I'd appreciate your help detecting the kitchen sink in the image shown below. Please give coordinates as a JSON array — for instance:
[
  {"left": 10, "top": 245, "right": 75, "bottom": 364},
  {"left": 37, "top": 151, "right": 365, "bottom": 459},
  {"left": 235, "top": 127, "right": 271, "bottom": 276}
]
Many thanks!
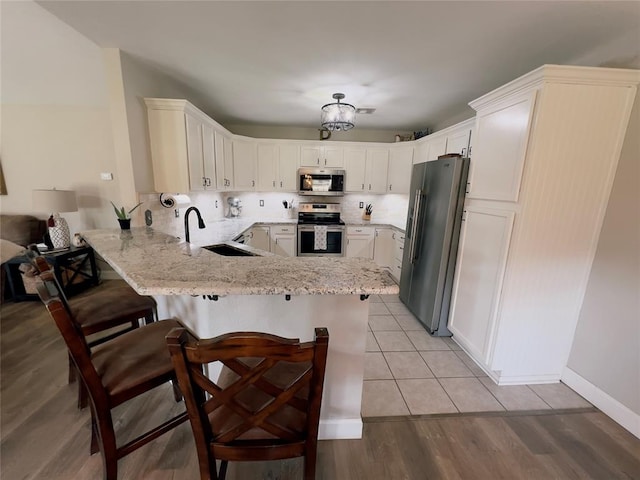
[{"left": 201, "top": 244, "right": 258, "bottom": 256}]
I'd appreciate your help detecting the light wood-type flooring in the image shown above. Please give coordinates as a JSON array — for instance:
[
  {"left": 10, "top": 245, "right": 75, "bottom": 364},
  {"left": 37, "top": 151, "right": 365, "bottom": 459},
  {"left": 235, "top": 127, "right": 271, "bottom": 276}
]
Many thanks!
[{"left": 2, "top": 281, "right": 639, "bottom": 479}]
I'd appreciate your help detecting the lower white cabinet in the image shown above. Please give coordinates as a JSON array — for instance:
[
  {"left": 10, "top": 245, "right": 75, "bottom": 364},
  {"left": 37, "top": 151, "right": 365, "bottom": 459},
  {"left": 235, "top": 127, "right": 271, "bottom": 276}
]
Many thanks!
[
  {"left": 345, "top": 226, "right": 375, "bottom": 259},
  {"left": 245, "top": 225, "right": 270, "bottom": 252},
  {"left": 392, "top": 231, "right": 405, "bottom": 282},
  {"left": 373, "top": 228, "right": 394, "bottom": 269},
  {"left": 448, "top": 206, "right": 514, "bottom": 365},
  {"left": 270, "top": 224, "right": 296, "bottom": 257}
]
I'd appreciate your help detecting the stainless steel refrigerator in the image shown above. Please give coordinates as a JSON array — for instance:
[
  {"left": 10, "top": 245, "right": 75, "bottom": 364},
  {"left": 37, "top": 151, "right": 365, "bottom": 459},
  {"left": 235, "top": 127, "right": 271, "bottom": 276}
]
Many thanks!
[{"left": 399, "top": 155, "right": 470, "bottom": 336}]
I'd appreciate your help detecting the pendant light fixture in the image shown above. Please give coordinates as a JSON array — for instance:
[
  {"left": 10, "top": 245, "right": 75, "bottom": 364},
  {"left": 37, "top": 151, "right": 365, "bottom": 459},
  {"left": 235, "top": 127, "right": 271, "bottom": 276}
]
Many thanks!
[{"left": 321, "top": 93, "right": 356, "bottom": 131}]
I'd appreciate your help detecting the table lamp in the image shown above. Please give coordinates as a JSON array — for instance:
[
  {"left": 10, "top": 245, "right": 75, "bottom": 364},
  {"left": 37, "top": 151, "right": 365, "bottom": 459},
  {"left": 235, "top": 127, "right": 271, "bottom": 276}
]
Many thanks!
[{"left": 32, "top": 189, "right": 78, "bottom": 249}]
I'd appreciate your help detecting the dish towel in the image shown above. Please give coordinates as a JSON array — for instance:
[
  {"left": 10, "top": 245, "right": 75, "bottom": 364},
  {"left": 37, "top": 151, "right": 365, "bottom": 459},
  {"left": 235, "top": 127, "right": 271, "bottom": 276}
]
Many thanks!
[{"left": 314, "top": 225, "right": 328, "bottom": 251}]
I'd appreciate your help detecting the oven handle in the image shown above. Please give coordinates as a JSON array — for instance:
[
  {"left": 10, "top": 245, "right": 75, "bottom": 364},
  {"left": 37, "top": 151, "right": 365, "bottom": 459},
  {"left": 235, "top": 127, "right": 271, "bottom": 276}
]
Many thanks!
[{"left": 408, "top": 189, "right": 423, "bottom": 264}]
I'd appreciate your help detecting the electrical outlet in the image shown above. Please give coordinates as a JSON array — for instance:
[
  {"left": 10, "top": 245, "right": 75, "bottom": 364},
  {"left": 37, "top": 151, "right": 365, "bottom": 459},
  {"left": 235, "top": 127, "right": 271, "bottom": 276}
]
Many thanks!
[
  {"left": 259, "top": 200, "right": 264, "bottom": 207},
  {"left": 100, "top": 172, "right": 113, "bottom": 181},
  {"left": 359, "top": 202, "right": 364, "bottom": 209}
]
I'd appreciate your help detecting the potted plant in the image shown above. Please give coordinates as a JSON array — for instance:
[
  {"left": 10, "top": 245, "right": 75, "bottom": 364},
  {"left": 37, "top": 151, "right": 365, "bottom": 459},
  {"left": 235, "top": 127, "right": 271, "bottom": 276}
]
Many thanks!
[{"left": 111, "top": 201, "right": 143, "bottom": 230}]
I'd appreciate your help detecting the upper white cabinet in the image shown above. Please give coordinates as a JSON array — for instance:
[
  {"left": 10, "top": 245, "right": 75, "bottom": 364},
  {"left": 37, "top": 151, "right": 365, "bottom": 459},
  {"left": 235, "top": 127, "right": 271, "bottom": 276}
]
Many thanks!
[
  {"left": 344, "top": 147, "right": 366, "bottom": 192},
  {"left": 257, "top": 143, "right": 278, "bottom": 191},
  {"left": 214, "top": 130, "right": 234, "bottom": 190},
  {"left": 445, "top": 122, "right": 473, "bottom": 158},
  {"left": 466, "top": 92, "right": 536, "bottom": 202},
  {"left": 277, "top": 144, "right": 299, "bottom": 191},
  {"left": 233, "top": 138, "right": 257, "bottom": 190},
  {"left": 427, "top": 134, "right": 447, "bottom": 161},
  {"left": 448, "top": 65, "right": 639, "bottom": 385},
  {"left": 344, "top": 147, "right": 388, "bottom": 193},
  {"left": 257, "top": 142, "right": 300, "bottom": 192},
  {"left": 365, "top": 148, "right": 389, "bottom": 193},
  {"left": 387, "top": 146, "right": 413, "bottom": 193},
  {"left": 301, "top": 144, "right": 344, "bottom": 167},
  {"left": 145, "top": 98, "right": 218, "bottom": 193}
]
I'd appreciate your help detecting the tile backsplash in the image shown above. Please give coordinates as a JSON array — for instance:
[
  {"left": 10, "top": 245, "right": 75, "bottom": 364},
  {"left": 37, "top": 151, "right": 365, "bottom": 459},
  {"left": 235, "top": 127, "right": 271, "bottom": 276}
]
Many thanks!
[{"left": 138, "top": 191, "right": 409, "bottom": 239}]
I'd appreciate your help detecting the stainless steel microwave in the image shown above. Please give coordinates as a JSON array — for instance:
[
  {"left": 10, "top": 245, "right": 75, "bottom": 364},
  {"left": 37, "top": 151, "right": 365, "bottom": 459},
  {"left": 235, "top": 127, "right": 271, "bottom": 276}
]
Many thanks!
[{"left": 298, "top": 168, "right": 345, "bottom": 196}]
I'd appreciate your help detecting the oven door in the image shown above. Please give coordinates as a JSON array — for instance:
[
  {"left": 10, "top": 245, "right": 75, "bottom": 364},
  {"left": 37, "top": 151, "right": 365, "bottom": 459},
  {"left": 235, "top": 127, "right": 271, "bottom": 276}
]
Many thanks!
[{"left": 297, "top": 225, "right": 345, "bottom": 256}]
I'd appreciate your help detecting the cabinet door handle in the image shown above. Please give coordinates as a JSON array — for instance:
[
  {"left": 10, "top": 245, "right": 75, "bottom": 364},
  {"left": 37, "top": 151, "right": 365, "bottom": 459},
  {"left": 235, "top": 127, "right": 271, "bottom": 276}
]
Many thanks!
[
  {"left": 252, "top": 180, "right": 255, "bottom": 187},
  {"left": 206, "top": 178, "right": 211, "bottom": 186},
  {"left": 273, "top": 180, "right": 276, "bottom": 187},
  {"left": 275, "top": 238, "right": 278, "bottom": 245},
  {"left": 368, "top": 184, "right": 371, "bottom": 190},
  {"left": 389, "top": 184, "right": 392, "bottom": 191},
  {"left": 280, "top": 181, "right": 283, "bottom": 188},
  {"left": 316, "top": 158, "right": 320, "bottom": 165},
  {"left": 202, "top": 177, "right": 207, "bottom": 186}
]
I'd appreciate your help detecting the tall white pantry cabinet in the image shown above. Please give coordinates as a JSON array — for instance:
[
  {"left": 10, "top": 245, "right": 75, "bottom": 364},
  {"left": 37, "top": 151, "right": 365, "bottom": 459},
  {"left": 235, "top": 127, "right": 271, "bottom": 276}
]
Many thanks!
[{"left": 447, "top": 65, "right": 639, "bottom": 385}]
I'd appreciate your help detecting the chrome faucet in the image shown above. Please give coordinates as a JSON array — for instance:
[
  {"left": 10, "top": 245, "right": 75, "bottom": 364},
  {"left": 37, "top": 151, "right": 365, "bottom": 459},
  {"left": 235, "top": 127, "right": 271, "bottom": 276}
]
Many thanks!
[{"left": 184, "top": 206, "right": 205, "bottom": 243}]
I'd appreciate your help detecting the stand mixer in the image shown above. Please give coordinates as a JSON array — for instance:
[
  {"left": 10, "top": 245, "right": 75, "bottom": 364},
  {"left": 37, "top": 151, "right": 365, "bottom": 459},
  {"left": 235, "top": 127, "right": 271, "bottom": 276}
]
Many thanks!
[{"left": 226, "top": 197, "right": 242, "bottom": 218}]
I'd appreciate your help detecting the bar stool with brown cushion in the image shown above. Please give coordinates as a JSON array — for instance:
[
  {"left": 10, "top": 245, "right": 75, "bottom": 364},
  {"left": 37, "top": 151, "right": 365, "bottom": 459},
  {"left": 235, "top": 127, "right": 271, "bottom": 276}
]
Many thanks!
[
  {"left": 166, "top": 326, "right": 329, "bottom": 480},
  {"left": 31, "top": 255, "right": 157, "bottom": 407},
  {"left": 35, "top": 270, "right": 190, "bottom": 480}
]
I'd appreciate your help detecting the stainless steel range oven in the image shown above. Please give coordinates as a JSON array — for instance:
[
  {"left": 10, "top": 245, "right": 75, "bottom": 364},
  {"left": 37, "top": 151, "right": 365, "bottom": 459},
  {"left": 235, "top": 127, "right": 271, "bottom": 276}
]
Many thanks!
[{"left": 297, "top": 203, "right": 345, "bottom": 257}]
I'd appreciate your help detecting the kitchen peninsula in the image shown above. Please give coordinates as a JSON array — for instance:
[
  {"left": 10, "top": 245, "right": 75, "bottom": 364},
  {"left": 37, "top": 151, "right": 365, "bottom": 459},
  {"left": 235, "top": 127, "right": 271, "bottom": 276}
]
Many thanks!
[{"left": 81, "top": 226, "right": 398, "bottom": 440}]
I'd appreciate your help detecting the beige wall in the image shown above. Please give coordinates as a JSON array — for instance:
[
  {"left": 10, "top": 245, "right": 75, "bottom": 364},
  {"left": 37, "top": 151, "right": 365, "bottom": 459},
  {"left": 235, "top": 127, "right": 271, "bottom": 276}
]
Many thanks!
[
  {"left": 567, "top": 92, "right": 640, "bottom": 414},
  {"left": 115, "top": 51, "right": 213, "bottom": 194},
  {"left": 0, "top": 1, "right": 120, "bottom": 233}
]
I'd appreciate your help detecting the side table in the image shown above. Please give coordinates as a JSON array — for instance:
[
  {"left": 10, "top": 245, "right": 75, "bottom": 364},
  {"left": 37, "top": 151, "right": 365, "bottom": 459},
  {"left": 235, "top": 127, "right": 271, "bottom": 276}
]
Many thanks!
[{"left": 4, "top": 246, "right": 99, "bottom": 302}]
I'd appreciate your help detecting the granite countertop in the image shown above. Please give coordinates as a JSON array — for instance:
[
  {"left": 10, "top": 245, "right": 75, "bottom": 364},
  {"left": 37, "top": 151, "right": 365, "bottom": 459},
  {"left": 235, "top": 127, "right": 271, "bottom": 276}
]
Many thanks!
[{"left": 81, "top": 227, "right": 398, "bottom": 297}]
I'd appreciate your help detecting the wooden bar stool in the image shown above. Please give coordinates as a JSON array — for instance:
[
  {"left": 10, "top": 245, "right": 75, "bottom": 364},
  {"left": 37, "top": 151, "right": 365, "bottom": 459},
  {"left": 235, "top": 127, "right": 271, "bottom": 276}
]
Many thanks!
[
  {"left": 166, "top": 327, "right": 329, "bottom": 480},
  {"left": 35, "top": 270, "right": 190, "bottom": 480},
  {"left": 31, "top": 255, "right": 157, "bottom": 408}
]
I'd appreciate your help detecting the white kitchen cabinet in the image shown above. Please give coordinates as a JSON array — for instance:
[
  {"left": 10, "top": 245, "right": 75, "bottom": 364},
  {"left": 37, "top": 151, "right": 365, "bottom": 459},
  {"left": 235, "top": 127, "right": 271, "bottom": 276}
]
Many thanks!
[
  {"left": 344, "top": 147, "right": 388, "bottom": 193},
  {"left": 344, "top": 147, "right": 367, "bottom": 192},
  {"left": 245, "top": 225, "right": 270, "bottom": 252},
  {"left": 233, "top": 138, "right": 257, "bottom": 190},
  {"left": 413, "top": 140, "right": 429, "bottom": 164},
  {"left": 214, "top": 131, "right": 234, "bottom": 190},
  {"left": 448, "top": 65, "right": 639, "bottom": 385},
  {"left": 466, "top": 91, "right": 536, "bottom": 202},
  {"left": 427, "top": 134, "right": 447, "bottom": 161},
  {"left": 257, "top": 143, "right": 278, "bottom": 191},
  {"left": 301, "top": 144, "right": 344, "bottom": 168},
  {"left": 145, "top": 98, "right": 219, "bottom": 193},
  {"left": 373, "top": 227, "right": 394, "bottom": 269},
  {"left": 445, "top": 123, "right": 473, "bottom": 158},
  {"left": 270, "top": 224, "right": 297, "bottom": 257},
  {"left": 257, "top": 143, "right": 299, "bottom": 192},
  {"left": 387, "top": 146, "right": 413, "bottom": 193},
  {"left": 392, "top": 231, "right": 405, "bottom": 282},
  {"left": 200, "top": 123, "right": 217, "bottom": 189},
  {"left": 448, "top": 207, "right": 514, "bottom": 364},
  {"left": 345, "top": 226, "right": 375, "bottom": 259},
  {"left": 278, "top": 144, "right": 299, "bottom": 191},
  {"left": 365, "top": 148, "right": 389, "bottom": 193}
]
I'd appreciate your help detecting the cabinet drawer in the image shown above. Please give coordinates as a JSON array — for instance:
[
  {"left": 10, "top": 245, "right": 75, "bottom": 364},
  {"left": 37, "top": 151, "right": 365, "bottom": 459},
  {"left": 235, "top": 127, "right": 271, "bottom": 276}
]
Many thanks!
[
  {"left": 346, "top": 226, "right": 374, "bottom": 236},
  {"left": 270, "top": 225, "right": 296, "bottom": 235}
]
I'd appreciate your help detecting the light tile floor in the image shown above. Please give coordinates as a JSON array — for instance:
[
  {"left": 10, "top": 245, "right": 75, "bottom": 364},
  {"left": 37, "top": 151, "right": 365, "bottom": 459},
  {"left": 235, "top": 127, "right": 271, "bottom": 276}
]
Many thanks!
[{"left": 362, "top": 294, "right": 593, "bottom": 417}]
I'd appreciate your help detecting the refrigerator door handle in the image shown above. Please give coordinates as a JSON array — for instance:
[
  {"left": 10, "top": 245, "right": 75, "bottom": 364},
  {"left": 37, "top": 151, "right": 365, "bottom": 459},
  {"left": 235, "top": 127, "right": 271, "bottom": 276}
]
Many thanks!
[{"left": 408, "top": 189, "right": 423, "bottom": 263}]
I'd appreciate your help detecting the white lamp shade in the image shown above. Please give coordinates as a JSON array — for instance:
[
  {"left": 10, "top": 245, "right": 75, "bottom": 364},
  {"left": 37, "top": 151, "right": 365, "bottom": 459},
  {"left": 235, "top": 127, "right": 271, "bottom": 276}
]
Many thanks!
[{"left": 33, "top": 189, "right": 78, "bottom": 213}]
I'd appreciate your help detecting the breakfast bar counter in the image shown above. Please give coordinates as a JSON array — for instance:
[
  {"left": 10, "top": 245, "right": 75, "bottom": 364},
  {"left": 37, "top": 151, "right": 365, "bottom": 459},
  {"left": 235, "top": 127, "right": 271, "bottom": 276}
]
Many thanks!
[{"left": 81, "top": 227, "right": 399, "bottom": 440}]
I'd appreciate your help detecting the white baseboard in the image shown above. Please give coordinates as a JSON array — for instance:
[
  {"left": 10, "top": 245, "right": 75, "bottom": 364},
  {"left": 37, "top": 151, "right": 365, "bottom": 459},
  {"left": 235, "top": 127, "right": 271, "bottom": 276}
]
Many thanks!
[
  {"left": 319, "top": 418, "right": 363, "bottom": 440},
  {"left": 562, "top": 367, "right": 640, "bottom": 439}
]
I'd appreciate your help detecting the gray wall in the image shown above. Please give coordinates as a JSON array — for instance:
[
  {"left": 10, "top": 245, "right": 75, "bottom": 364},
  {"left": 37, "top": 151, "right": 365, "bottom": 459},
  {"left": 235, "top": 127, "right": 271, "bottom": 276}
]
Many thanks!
[{"left": 567, "top": 92, "right": 640, "bottom": 414}]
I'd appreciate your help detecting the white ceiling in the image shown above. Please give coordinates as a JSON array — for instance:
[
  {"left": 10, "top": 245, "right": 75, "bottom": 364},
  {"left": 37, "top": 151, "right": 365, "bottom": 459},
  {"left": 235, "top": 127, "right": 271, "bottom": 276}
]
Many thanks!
[{"left": 37, "top": 1, "right": 640, "bottom": 132}]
